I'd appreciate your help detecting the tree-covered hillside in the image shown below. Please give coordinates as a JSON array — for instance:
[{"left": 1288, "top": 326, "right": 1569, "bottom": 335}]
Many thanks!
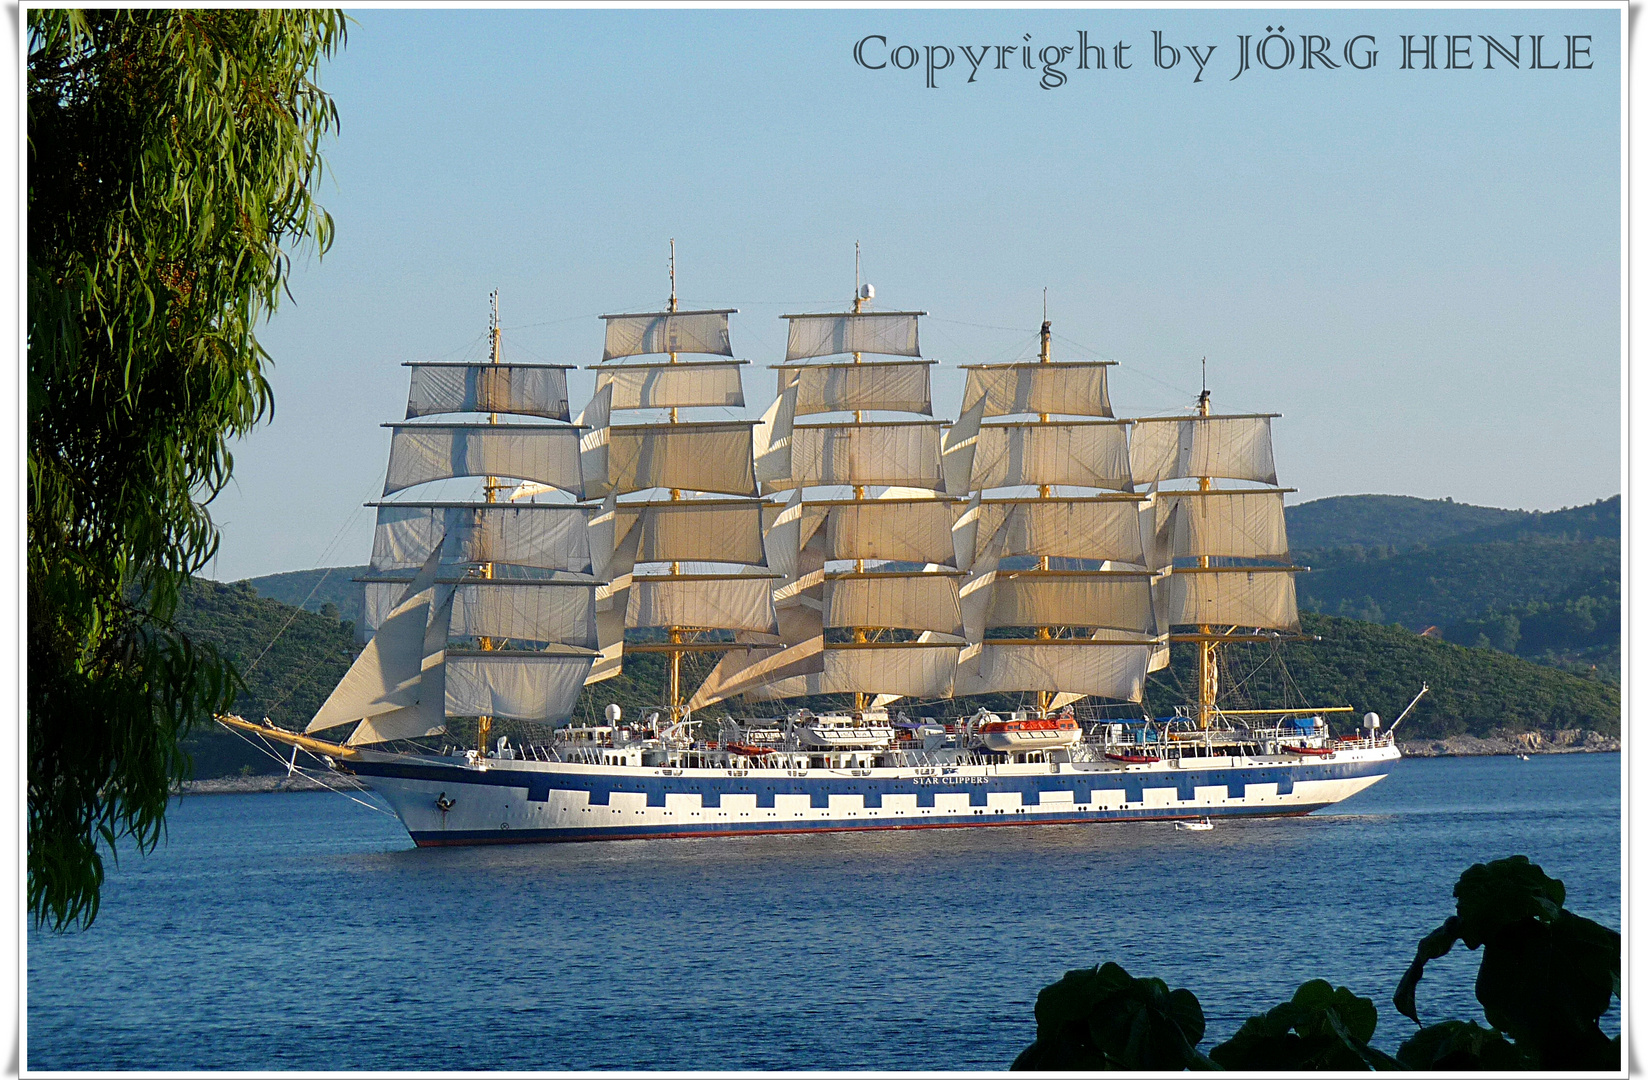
[
  {"left": 1293, "top": 497, "right": 1619, "bottom": 678},
  {"left": 245, "top": 565, "right": 367, "bottom": 624},
  {"left": 171, "top": 578, "right": 358, "bottom": 777},
  {"left": 1284, "top": 495, "right": 1530, "bottom": 551},
  {"left": 1142, "top": 613, "right": 1618, "bottom": 741}
]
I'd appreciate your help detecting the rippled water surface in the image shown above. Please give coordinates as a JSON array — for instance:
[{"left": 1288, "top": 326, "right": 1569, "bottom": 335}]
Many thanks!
[{"left": 28, "top": 752, "right": 1620, "bottom": 1071}]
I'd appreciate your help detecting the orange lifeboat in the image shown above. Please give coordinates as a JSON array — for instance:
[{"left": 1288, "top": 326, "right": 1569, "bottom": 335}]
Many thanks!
[{"left": 979, "top": 711, "right": 1082, "bottom": 752}]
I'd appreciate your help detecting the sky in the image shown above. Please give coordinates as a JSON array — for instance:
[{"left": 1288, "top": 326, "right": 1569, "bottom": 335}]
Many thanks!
[{"left": 208, "top": 5, "right": 1623, "bottom": 582}]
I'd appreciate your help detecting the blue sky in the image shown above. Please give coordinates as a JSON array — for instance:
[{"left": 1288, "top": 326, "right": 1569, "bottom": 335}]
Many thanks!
[{"left": 210, "top": 6, "right": 1622, "bottom": 581}]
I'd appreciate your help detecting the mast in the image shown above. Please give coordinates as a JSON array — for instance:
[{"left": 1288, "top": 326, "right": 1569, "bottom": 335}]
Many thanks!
[
  {"left": 1034, "top": 293, "right": 1052, "bottom": 714},
  {"left": 782, "top": 265, "right": 954, "bottom": 713},
  {"left": 942, "top": 305, "right": 1163, "bottom": 713},
  {"left": 852, "top": 244, "right": 866, "bottom": 712},
  {"left": 477, "top": 291, "right": 503, "bottom": 758},
  {"left": 1131, "top": 361, "right": 1303, "bottom": 728},
  {"left": 1196, "top": 376, "right": 1214, "bottom": 729},
  {"left": 314, "top": 294, "right": 599, "bottom": 751},
  {"left": 586, "top": 248, "right": 767, "bottom": 724},
  {"left": 688, "top": 261, "right": 960, "bottom": 711}
]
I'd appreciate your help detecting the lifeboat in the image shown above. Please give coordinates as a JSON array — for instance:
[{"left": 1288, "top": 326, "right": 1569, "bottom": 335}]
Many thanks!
[
  {"left": 724, "top": 742, "right": 775, "bottom": 757},
  {"left": 796, "top": 716, "right": 894, "bottom": 750},
  {"left": 1104, "top": 752, "right": 1161, "bottom": 764},
  {"left": 1282, "top": 743, "right": 1336, "bottom": 757},
  {"left": 979, "top": 713, "right": 1082, "bottom": 752}
]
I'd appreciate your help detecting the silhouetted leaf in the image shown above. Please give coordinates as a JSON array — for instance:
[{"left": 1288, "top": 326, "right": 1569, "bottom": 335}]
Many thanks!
[
  {"left": 1211, "top": 980, "right": 1393, "bottom": 1070},
  {"left": 1012, "top": 961, "right": 1214, "bottom": 1071},
  {"left": 1397, "top": 1020, "right": 1527, "bottom": 1070},
  {"left": 1394, "top": 915, "right": 1462, "bottom": 1024},
  {"left": 1453, "top": 856, "right": 1564, "bottom": 948}
]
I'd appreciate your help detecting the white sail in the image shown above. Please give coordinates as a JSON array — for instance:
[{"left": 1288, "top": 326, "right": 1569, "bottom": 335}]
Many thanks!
[
  {"left": 1155, "top": 490, "right": 1290, "bottom": 562},
  {"left": 586, "top": 605, "right": 627, "bottom": 687},
  {"left": 405, "top": 362, "right": 572, "bottom": 421},
  {"left": 968, "top": 422, "right": 1132, "bottom": 491},
  {"left": 626, "top": 574, "right": 780, "bottom": 634},
  {"left": 615, "top": 500, "right": 767, "bottom": 566},
  {"left": 783, "top": 312, "right": 921, "bottom": 360},
  {"left": 576, "top": 383, "right": 613, "bottom": 497},
  {"left": 598, "top": 423, "right": 758, "bottom": 498},
  {"left": 824, "top": 498, "right": 958, "bottom": 565},
  {"left": 783, "top": 361, "right": 933, "bottom": 416},
  {"left": 745, "top": 643, "right": 960, "bottom": 700},
  {"left": 983, "top": 572, "right": 1157, "bottom": 634},
  {"left": 775, "top": 422, "right": 945, "bottom": 491},
  {"left": 601, "top": 309, "right": 734, "bottom": 360},
  {"left": 1129, "top": 415, "right": 1279, "bottom": 485},
  {"left": 444, "top": 649, "right": 595, "bottom": 722},
  {"left": 449, "top": 581, "right": 599, "bottom": 649},
  {"left": 1166, "top": 569, "right": 1299, "bottom": 630},
  {"left": 974, "top": 499, "right": 1149, "bottom": 566},
  {"left": 345, "top": 586, "right": 454, "bottom": 746},
  {"left": 962, "top": 639, "right": 1160, "bottom": 701},
  {"left": 308, "top": 548, "right": 442, "bottom": 732},
  {"left": 823, "top": 573, "right": 965, "bottom": 637},
  {"left": 751, "top": 377, "right": 799, "bottom": 487},
  {"left": 960, "top": 362, "right": 1112, "bottom": 418},
  {"left": 383, "top": 423, "right": 584, "bottom": 497},
  {"left": 595, "top": 362, "right": 746, "bottom": 410},
  {"left": 942, "top": 399, "right": 986, "bottom": 497},
  {"left": 370, "top": 503, "right": 592, "bottom": 574},
  {"left": 360, "top": 581, "right": 416, "bottom": 637},
  {"left": 345, "top": 709, "right": 441, "bottom": 746},
  {"left": 952, "top": 492, "right": 983, "bottom": 573},
  {"left": 686, "top": 634, "right": 826, "bottom": 710}
]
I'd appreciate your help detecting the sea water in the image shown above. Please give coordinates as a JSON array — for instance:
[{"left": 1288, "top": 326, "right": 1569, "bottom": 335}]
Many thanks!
[{"left": 27, "top": 752, "right": 1621, "bottom": 1071}]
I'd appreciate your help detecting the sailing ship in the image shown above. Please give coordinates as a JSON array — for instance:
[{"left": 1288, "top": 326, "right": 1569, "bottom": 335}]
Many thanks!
[{"left": 219, "top": 258, "right": 1408, "bottom": 845}]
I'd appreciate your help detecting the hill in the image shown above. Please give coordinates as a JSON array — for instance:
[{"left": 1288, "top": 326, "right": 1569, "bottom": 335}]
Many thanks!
[
  {"left": 244, "top": 565, "right": 368, "bottom": 624},
  {"left": 170, "top": 578, "right": 358, "bottom": 778},
  {"left": 1292, "top": 497, "right": 1619, "bottom": 678},
  {"left": 1283, "top": 495, "right": 1530, "bottom": 552},
  {"left": 1438, "top": 495, "right": 1619, "bottom": 547}
]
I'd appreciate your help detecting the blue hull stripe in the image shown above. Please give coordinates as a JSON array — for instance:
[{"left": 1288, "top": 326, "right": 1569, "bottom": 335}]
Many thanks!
[
  {"left": 347, "top": 758, "right": 1382, "bottom": 805},
  {"left": 406, "top": 803, "right": 1333, "bottom": 846}
]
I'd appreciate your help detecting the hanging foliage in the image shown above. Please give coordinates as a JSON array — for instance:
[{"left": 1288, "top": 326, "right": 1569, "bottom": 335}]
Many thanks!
[{"left": 28, "top": 9, "right": 345, "bottom": 929}]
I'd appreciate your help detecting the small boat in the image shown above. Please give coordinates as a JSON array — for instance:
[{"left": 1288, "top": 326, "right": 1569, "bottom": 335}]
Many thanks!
[
  {"left": 1282, "top": 743, "right": 1336, "bottom": 757},
  {"left": 1519, "top": 754, "right": 1531, "bottom": 761},
  {"left": 1176, "top": 817, "right": 1214, "bottom": 831},
  {"left": 1105, "top": 752, "right": 1162, "bottom": 764}
]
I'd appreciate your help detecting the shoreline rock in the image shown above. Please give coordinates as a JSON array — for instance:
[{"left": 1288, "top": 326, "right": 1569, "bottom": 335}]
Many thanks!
[
  {"left": 176, "top": 773, "right": 367, "bottom": 795},
  {"left": 1398, "top": 729, "right": 1619, "bottom": 758}
]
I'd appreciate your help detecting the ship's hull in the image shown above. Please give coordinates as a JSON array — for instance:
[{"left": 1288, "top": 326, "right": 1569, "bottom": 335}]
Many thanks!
[{"left": 340, "top": 746, "right": 1401, "bottom": 847}]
